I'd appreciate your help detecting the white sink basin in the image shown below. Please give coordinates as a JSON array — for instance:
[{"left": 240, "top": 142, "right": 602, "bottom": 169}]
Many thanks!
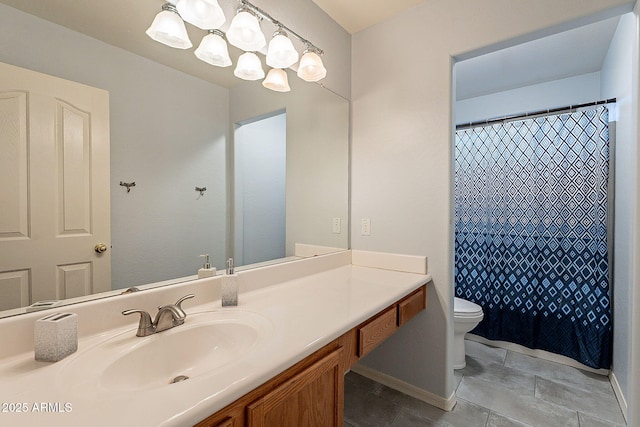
[{"left": 58, "top": 310, "right": 272, "bottom": 395}]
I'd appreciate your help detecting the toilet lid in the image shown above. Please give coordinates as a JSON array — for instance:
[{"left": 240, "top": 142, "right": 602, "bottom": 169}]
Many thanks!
[{"left": 454, "top": 297, "right": 483, "bottom": 317}]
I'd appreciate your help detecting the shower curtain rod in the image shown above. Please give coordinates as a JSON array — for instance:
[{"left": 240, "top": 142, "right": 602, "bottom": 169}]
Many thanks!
[{"left": 455, "top": 97, "right": 616, "bottom": 130}]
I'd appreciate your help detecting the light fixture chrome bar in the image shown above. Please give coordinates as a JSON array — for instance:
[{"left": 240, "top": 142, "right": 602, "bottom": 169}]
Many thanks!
[{"left": 238, "top": 0, "right": 324, "bottom": 55}]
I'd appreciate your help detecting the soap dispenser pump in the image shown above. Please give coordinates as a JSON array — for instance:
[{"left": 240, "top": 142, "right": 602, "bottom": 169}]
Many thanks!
[
  {"left": 198, "top": 254, "right": 216, "bottom": 278},
  {"left": 221, "top": 258, "right": 238, "bottom": 306}
]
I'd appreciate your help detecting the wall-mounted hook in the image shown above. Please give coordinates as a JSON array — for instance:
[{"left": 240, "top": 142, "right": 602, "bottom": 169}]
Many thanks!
[
  {"left": 120, "top": 181, "right": 136, "bottom": 193},
  {"left": 195, "top": 186, "right": 207, "bottom": 197}
]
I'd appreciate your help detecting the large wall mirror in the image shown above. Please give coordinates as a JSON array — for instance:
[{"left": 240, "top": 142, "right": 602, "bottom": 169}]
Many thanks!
[{"left": 0, "top": 0, "right": 349, "bottom": 318}]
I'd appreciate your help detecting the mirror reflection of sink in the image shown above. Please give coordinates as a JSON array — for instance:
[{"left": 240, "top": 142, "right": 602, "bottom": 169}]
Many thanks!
[{"left": 58, "top": 310, "right": 272, "bottom": 395}]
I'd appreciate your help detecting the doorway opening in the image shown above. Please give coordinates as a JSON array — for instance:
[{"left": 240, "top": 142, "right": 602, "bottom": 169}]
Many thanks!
[
  {"left": 454, "top": 14, "right": 633, "bottom": 374},
  {"left": 233, "top": 110, "right": 286, "bottom": 266}
]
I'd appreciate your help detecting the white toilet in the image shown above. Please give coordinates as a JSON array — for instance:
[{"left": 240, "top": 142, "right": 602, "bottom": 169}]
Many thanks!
[{"left": 454, "top": 297, "right": 484, "bottom": 369}]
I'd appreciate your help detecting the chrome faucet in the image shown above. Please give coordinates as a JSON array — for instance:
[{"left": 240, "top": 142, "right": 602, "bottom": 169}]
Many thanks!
[{"left": 122, "top": 294, "right": 195, "bottom": 337}]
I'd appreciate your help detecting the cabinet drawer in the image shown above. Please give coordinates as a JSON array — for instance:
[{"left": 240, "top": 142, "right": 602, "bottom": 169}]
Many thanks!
[
  {"left": 398, "top": 286, "right": 426, "bottom": 327},
  {"left": 357, "top": 307, "right": 397, "bottom": 357}
]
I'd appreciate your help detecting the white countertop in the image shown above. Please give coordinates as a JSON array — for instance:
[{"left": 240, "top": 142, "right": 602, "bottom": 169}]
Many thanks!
[{"left": 0, "top": 260, "right": 430, "bottom": 426}]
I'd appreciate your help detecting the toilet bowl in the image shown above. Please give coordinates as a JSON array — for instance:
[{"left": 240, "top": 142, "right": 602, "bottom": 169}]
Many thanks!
[{"left": 454, "top": 297, "right": 484, "bottom": 369}]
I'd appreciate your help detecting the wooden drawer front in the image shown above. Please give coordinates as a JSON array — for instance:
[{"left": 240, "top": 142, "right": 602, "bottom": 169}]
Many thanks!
[
  {"left": 398, "top": 286, "right": 426, "bottom": 327},
  {"left": 357, "top": 307, "right": 397, "bottom": 357}
]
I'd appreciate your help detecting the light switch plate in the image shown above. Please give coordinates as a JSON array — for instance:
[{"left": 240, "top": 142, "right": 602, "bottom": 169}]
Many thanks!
[
  {"left": 361, "top": 218, "right": 371, "bottom": 236},
  {"left": 332, "top": 217, "right": 341, "bottom": 234}
]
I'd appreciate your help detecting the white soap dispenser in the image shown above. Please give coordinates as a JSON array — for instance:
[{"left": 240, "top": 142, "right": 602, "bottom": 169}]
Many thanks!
[
  {"left": 198, "top": 254, "right": 216, "bottom": 278},
  {"left": 221, "top": 258, "right": 238, "bottom": 306}
]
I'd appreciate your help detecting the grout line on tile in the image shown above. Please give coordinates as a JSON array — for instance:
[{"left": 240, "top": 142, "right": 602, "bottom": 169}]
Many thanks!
[
  {"left": 578, "top": 411, "right": 627, "bottom": 427},
  {"left": 484, "top": 411, "right": 491, "bottom": 427},
  {"left": 489, "top": 409, "right": 536, "bottom": 427},
  {"left": 391, "top": 407, "right": 407, "bottom": 427}
]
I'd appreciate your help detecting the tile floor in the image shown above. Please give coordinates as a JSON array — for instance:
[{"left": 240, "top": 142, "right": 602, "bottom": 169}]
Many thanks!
[{"left": 344, "top": 340, "right": 626, "bottom": 426}]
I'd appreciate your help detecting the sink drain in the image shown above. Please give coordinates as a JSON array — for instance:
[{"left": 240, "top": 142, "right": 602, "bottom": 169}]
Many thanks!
[{"left": 170, "top": 375, "right": 189, "bottom": 384}]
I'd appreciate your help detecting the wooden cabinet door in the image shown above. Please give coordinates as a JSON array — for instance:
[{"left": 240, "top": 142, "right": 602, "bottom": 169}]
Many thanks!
[{"left": 247, "top": 349, "right": 343, "bottom": 427}]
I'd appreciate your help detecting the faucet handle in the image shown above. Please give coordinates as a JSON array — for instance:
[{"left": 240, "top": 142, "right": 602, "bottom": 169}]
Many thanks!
[
  {"left": 122, "top": 309, "right": 155, "bottom": 337},
  {"left": 173, "top": 294, "right": 195, "bottom": 321},
  {"left": 175, "top": 294, "right": 195, "bottom": 310}
]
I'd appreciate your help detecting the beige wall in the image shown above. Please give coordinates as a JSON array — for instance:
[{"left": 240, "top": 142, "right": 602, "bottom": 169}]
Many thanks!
[{"left": 351, "top": 0, "right": 637, "bottom": 406}]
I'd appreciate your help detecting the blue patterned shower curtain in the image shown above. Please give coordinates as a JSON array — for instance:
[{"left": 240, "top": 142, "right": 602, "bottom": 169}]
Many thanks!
[{"left": 454, "top": 106, "right": 612, "bottom": 369}]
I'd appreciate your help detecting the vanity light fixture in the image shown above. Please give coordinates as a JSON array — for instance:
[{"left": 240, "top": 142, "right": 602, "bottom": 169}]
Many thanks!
[
  {"left": 297, "top": 47, "right": 327, "bottom": 82},
  {"left": 146, "top": 2, "right": 192, "bottom": 49},
  {"left": 226, "top": 7, "right": 266, "bottom": 52},
  {"left": 195, "top": 30, "right": 232, "bottom": 67},
  {"left": 262, "top": 68, "right": 291, "bottom": 92},
  {"left": 234, "top": 52, "right": 265, "bottom": 80},
  {"left": 176, "top": 0, "right": 226, "bottom": 30},
  {"left": 266, "top": 28, "right": 299, "bottom": 69},
  {"left": 146, "top": 0, "right": 327, "bottom": 87}
]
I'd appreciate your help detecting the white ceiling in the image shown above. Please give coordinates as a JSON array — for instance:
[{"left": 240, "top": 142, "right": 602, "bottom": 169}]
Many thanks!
[
  {"left": 311, "top": 0, "right": 423, "bottom": 34},
  {"left": 455, "top": 16, "right": 621, "bottom": 100}
]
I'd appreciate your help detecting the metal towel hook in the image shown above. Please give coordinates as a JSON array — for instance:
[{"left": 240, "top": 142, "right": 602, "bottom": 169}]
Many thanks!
[{"left": 120, "top": 181, "right": 136, "bottom": 193}]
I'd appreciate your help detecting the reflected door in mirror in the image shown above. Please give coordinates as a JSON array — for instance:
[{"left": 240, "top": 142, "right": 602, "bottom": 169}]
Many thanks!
[{"left": 0, "top": 62, "right": 111, "bottom": 310}]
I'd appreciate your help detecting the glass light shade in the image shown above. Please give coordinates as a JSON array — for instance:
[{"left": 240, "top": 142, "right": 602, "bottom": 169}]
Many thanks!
[
  {"left": 176, "top": 0, "right": 225, "bottom": 30},
  {"left": 146, "top": 5, "right": 192, "bottom": 49},
  {"left": 266, "top": 32, "right": 299, "bottom": 69},
  {"left": 234, "top": 52, "right": 265, "bottom": 81},
  {"left": 226, "top": 11, "right": 266, "bottom": 51},
  {"left": 297, "top": 51, "right": 327, "bottom": 82},
  {"left": 262, "top": 69, "right": 291, "bottom": 92},
  {"left": 195, "top": 30, "right": 232, "bottom": 67}
]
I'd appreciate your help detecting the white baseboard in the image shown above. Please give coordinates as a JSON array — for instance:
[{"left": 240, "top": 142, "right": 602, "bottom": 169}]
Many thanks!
[
  {"left": 466, "top": 334, "right": 609, "bottom": 375},
  {"left": 350, "top": 364, "right": 456, "bottom": 412},
  {"left": 609, "top": 371, "right": 628, "bottom": 423}
]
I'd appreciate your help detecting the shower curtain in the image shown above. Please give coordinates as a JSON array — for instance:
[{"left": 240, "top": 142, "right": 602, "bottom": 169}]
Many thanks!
[{"left": 454, "top": 106, "right": 612, "bottom": 369}]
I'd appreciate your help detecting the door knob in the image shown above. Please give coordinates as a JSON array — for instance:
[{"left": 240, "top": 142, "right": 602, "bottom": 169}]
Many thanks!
[{"left": 94, "top": 243, "right": 108, "bottom": 253}]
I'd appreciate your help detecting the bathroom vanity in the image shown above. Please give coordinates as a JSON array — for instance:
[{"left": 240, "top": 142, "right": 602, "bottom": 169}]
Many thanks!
[
  {"left": 196, "top": 285, "right": 426, "bottom": 427},
  {"left": 0, "top": 250, "right": 430, "bottom": 427}
]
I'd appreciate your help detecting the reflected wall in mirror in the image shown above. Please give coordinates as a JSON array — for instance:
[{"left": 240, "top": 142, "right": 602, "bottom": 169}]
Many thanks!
[
  {"left": 0, "top": 1, "right": 349, "bottom": 318},
  {"left": 230, "top": 77, "right": 349, "bottom": 265}
]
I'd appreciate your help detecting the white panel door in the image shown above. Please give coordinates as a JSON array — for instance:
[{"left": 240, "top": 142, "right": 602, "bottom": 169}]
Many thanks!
[{"left": 0, "top": 62, "right": 110, "bottom": 309}]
